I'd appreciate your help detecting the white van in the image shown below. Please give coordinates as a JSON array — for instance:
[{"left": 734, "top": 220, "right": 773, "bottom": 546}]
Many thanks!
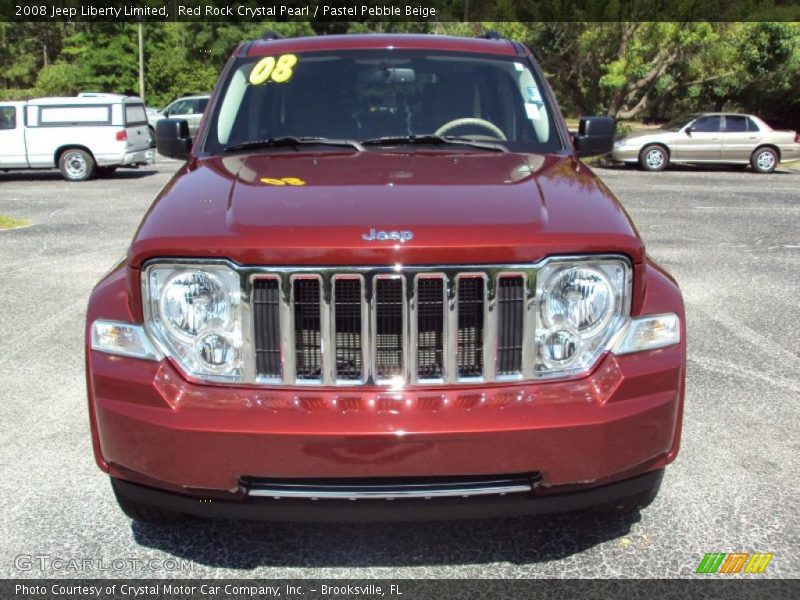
[{"left": 0, "top": 95, "right": 154, "bottom": 181}]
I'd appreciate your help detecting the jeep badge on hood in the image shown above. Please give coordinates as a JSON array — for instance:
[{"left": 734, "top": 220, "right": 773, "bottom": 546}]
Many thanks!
[{"left": 362, "top": 228, "right": 414, "bottom": 243}]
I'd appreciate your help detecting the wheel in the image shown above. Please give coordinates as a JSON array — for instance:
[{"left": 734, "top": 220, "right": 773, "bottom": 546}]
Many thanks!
[
  {"left": 639, "top": 145, "right": 668, "bottom": 172},
  {"left": 58, "top": 148, "right": 96, "bottom": 181},
  {"left": 95, "top": 166, "right": 117, "bottom": 177},
  {"left": 750, "top": 147, "right": 778, "bottom": 174},
  {"left": 593, "top": 476, "right": 662, "bottom": 515},
  {"left": 113, "top": 486, "right": 186, "bottom": 524}
]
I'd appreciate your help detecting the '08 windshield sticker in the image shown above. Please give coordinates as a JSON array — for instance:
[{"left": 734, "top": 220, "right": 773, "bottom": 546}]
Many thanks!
[{"left": 249, "top": 54, "right": 298, "bottom": 85}]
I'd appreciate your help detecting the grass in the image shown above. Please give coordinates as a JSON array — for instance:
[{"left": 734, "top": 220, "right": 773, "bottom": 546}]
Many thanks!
[{"left": 0, "top": 215, "right": 31, "bottom": 230}]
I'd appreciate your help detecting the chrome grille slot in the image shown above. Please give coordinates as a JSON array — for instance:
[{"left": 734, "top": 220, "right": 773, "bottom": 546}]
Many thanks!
[
  {"left": 334, "top": 278, "right": 363, "bottom": 381},
  {"left": 253, "top": 278, "right": 281, "bottom": 379},
  {"left": 374, "top": 277, "right": 405, "bottom": 380},
  {"left": 293, "top": 278, "right": 322, "bottom": 381},
  {"left": 416, "top": 277, "right": 445, "bottom": 380},
  {"left": 497, "top": 276, "right": 525, "bottom": 376},
  {"left": 457, "top": 277, "right": 484, "bottom": 378}
]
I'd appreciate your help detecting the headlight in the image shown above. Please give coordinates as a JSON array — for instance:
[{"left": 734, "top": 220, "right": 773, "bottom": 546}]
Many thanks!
[
  {"left": 144, "top": 263, "right": 243, "bottom": 381},
  {"left": 535, "top": 258, "right": 630, "bottom": 378}
]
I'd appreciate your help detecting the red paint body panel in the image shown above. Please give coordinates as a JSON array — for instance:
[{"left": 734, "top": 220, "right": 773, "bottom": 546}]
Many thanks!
[{"left": 130, "top": 154, "right": 642, "bottom": 268}]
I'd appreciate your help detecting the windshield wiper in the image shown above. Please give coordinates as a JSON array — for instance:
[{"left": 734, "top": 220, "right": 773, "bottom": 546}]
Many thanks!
[
  {"left": 361, "top": 134, "right": 508, "bottom": 153},
  {"left": 224, "top": 136, "right": 364, "bottom": 153}
]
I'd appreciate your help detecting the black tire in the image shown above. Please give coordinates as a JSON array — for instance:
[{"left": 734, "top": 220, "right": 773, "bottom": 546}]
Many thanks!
[
  {"left": 593, "top": 477, "right": 662, "bottom": 515},
  {"left": 95, "top": 166, "right": 117, "bottom": 177},
  {"left": 750, "top": 147, "right": 778, "bottom": 174},
  {"left": 58, "top": 148, "right": 96, "bottom": 181},
  {"left": 639, "top": 145, "right": 669, "bottom": 172},
  {"left": 113, "top": 487, "right": 186, "bottom": 524}
]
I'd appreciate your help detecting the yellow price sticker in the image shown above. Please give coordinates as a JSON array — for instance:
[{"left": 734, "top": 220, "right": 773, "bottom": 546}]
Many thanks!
[
  {"left": 249, "top": 54, "right": 298, "bottom": 85},
  {"left": 260, "top": 177, "right": 306, "bottom": 186}
]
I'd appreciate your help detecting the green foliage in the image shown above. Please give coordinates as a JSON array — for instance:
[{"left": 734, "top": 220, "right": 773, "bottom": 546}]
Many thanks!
[
  {"left": 35, "top": 62, "right": 86, "bottom": 96},
  {"left": 0, "top": 21, "right": 797, "bottom": 126}
]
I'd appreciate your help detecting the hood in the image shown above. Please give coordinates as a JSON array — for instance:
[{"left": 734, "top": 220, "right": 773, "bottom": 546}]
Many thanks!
[
  {"left": 130, "top": 151, "right": 643, "bottom": 267},
  {"left": 617, "top": 128, "right": 681, "bottom": 145}
]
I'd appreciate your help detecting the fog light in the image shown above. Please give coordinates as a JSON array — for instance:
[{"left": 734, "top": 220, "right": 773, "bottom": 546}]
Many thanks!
[
  {"left": 195, "top": 332, "right": 236, "bottom": 368},
  {"left": 613, "top": 313, "right": 680, "bottom": 355},
  {"left": 91, "top": 320, "right": 161, "bottom": 361},
  {"left": 542, "top": 329, "right": 580, "bottom": 367}
]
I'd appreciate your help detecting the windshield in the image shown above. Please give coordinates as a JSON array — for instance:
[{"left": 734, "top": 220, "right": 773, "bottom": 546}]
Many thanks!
[
  {"left": 205, "top": 50, "right": 562, "bottom": 154},
  {"left": 662, "top": 114, "right": 700, "bottom": 131}
]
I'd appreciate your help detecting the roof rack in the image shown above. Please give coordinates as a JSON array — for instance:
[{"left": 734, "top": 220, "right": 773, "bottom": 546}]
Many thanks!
[
  {"left": 262, "top": 30, "right": 282, "bottom": 40},
  {"left": 477, "top": 30, "right": 503, "bottom": 40}
]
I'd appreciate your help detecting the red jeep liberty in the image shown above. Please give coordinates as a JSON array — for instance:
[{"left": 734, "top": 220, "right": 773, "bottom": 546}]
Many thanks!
[{"left": 86, "top": 33, "right": 685, "bottom": 523}]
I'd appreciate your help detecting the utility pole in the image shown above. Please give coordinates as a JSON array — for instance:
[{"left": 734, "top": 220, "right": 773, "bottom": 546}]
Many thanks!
[{"left": 137, "top": 20, "right": 145, "bottom": 100}]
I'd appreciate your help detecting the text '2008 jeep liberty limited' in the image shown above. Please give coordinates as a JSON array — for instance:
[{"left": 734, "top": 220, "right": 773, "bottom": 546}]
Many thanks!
[{"left": 86, "top": 33, "right": 685, "bottom": 523}]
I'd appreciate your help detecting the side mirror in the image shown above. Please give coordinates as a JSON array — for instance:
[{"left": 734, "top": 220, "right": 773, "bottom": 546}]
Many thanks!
[
  {"left": 685, "top": 127, "right": 693, "bottom": 136},
  {"left": 572, "top": 116, "right": 615, "bottom": 157},
  {"left": 156, "top": 118, "right": 192, "bottom": 160}
]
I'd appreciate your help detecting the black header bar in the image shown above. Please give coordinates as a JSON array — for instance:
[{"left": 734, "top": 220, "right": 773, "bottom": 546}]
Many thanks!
[{"left": 2, "top": 0, "right": 799, "bottom": 22}]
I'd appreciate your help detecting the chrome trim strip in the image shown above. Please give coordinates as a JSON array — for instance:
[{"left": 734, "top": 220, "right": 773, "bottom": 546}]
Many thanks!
[
  {"left": 363, "top": 272, "right": 376, "bottom": 385},
  {"left": 483, "top": 272, "right": 498, "bottom": 381},
  {"left": 240, "top": 279, "right": 257, "bottom": 382},
  {"left": 247, "top": 481, "right": 535, "bottom": 500},
  {"left": 320, "top": 273, "right": 334, "bottom": 386},
  {"left": 444, "top": 273, "right": 458, "bottom": 384},
  {"left": 278, "top": 274, "right": 295, "bottom": 384},
  {"left": 521, "top": 269, "right": 537, "bottom": 379},
  {"left": 408, "top": 274, "right": 419, "bottom": 385}
]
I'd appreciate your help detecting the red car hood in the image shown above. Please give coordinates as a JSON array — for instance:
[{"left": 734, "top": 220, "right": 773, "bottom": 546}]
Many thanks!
[{"left": 129, "top": 151, "right": 643, "bottom": 267}]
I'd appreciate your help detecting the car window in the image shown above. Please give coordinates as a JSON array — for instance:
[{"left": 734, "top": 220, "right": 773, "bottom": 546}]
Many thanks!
[
  {"left": 0, "top": 106, "right": 16, "bottom": 130},
  {"left": 208, "top": 50, "right": 562, "bottom": 154},
  {"left": 746, "top": 117, "right": 760, "bottom": 132},
  {"left": 692, "top": 116, "right": 722, "bottom": 133},
  {"left": 663, "top": 114, "right": 699, "bottom": 131},
  {"left": 167, "top": 99, "right": 193, "bottom": 116},
  {"left": 124, "top": 104, "right": 148, "bottom": 126},
  {"left": 194, "top": 98, "right": 209, "bottom": 114},
  {"left": 39, "top": 104, "right": 111, "bottom": 125},
  {"left": 724, "top": 116, "right": 748, "bottom": 133}
]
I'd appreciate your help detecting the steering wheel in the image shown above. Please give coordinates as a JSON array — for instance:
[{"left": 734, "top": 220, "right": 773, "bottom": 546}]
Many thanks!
[{"left": 434, "top": 118, "right": 507, "bottom": 141}]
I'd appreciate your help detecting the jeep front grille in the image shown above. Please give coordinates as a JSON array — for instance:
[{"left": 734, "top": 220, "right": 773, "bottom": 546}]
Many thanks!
[{"left": 249, "top": 265, "right": 538, "bottom": 386}]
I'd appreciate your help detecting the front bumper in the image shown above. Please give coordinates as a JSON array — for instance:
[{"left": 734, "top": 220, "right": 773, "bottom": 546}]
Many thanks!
[
  {"left": 86, "top": 261, "right": 685, "bottom": 514},
  {"left": 612, "top": 147, "right": 640, "bottom": 163},
  {"left": 112, "top": 469, "right": 664, "bottom": 522}
]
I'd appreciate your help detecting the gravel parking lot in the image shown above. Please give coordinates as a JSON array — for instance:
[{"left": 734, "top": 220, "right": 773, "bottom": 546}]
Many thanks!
[{"left": 1, "top": 160, "right": 798, "bottom": 579}]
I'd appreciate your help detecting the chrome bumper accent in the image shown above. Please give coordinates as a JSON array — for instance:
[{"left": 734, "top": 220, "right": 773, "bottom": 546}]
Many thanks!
[{"left": 245, "top": 474, "right": 541, "bottom": 500}]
